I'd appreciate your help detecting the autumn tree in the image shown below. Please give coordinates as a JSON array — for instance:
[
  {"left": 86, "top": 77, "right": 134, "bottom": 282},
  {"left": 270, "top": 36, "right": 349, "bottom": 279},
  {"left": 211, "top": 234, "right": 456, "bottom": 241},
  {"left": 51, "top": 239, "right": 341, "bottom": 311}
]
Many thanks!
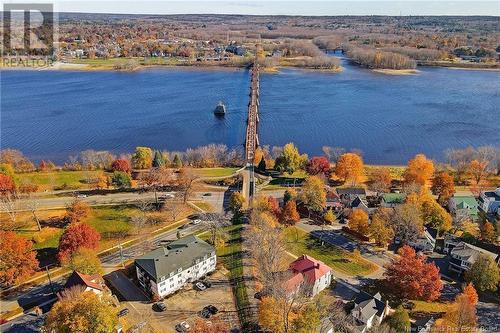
[
  {"left": 348, "top": 209, "right": 369, "bottom": 235},
  {"left": 369, "top": 208, "right": 394, "bottom": 247},
  {"left": 431, "top": 171, "right": 455, "bottom": 206},
  {"left": 468, "top": 159, "right": 488, "bottom": 185},
  {"left": 299, "top": 176, "right": 326, "bottom": 214},
  {"left": 111, "top": 171, "right": 131, "bottom": 188},
  {"left": 191, "top": 318, "right": 230, "bottom": 333},
  {"left": 274, "top": 143, "right": 307, "bottom": 174},
  {"left": 390, "top": 202, "right": 424, "bottom": 245},
  {"left": 0, "top": 163, "right": 15, "bottom": 178},
  {"left": 421, "top": 196, "right": 452, "bottom": 232},
  {"left": 259, "top": 296, "right": 290, "bottom": 333},
  {"left": 65, "top": 199, "right": 91, "bottom": 224},
  {"left": 384, "top": 245, "right": 442, "bottom": 301},
  {"left": 369, "top": 167, "right": 392, "bottom": 195},
  {"left": 283, "top": 189, "right": 297, "bottom": 205},
  {"left": 323, "top": 209, "right": 336, "bottom": 225},
  {"left": 111, "top": 159, "right": 131, "bottom": 173},
  {"left": 62, "top": 247, "right": 103, "bottom": 275},
  {"left": 387, "top": 306, "right": 410, "bottom": 333},
  {"left": 292, "top": 303, "right": 320, "bottom": 333},
  {"left": 58, "top": 223, "right": 101, "bottom": 262},
  {"left": 177, "top": 167, "right": 199, "bottom": 203},
  {"left": 0, "top": 174, "right": 15, "bottom": 195},
  {"left": 462, "top": 283, "right": 478, "bottom": 306},
  {"left": 254, "top": 196, "right": 281, "bottom": 218},
  {"left": 229, "top": 191, "right": 245, "bottom": 216},
  {"left": 0, "top": 231, "right": 39, "bottom": 287},
  {"left": 335, "top": 153, "right": 364, "bottom": 185},
  {"left": 281, "top": 200, "right": 300, "bottom": 226},
  {"left": 44, "top": 290, "right": 118, "bottom": 333},
  {"left": 306, "top": 156, "right": 331, "bottom": 177},
  {"left": 480, "top": 222, "right": 496, "bottom": 243},
  {"left": 403, "top": 154, "right": 434, "bottom": 187},
  {"left": 132, "top": 146, "right": 153, "bottom": 169},
  {"left": 435, "top": 292, "right": 477, "bottom": 333},
  {"left": 464, "top": 254, "right": 500, "bottom": 292}
]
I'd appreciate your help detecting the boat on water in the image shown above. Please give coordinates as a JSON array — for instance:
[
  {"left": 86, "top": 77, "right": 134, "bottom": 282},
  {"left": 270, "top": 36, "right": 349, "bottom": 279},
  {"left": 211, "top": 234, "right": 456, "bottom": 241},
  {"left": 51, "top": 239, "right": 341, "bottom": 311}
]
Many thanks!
[{"left": 214, "top": 101, "right": 226, "bottom": 116}]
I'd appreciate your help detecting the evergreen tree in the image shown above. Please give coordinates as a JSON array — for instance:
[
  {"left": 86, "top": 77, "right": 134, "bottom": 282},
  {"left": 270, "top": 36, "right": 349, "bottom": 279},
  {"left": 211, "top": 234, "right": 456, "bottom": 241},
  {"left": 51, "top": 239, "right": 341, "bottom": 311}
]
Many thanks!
[
  {"left": 173, "top": 154, "right": 183, "bottom": 168},
  {"left": 152, "top": 150, "right": 166, "bottom": 168},
  {"left": 387, "top": 306, "right": 410, "bottom": 333},
  {"left": 257, "top": 156, "right": 266, "bottom": 172}
]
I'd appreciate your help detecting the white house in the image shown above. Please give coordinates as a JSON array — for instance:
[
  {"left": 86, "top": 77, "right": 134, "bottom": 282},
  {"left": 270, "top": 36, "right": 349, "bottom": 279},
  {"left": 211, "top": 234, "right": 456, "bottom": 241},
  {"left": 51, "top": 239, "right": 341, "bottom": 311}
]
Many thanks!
[
  {"left": 448, "top": 241, "right": 499, "bottom": 275},
  {"left": 350, "top": 291, "right": 390, "bottom": 333},
  {"left": 135, "top": 236, "right": 216, "bottom": 299},
  {"left": 285, "top": 255, "right": 332, "bottom": 297},
  {"left": 409, "top": 227, "right": 438, "bottom": 253},
  {"left": 478, "top": 188, "right": 500, "bottom": 214}
]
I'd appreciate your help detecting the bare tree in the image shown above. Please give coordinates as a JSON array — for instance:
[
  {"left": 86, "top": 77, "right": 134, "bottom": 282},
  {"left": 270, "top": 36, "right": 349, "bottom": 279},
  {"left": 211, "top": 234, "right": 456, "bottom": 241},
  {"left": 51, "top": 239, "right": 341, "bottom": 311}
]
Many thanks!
[
  {"left": 0, "top": 193, "right": 20, "bottom": 230},
  {"left": 322, "top": 146, "right": 345, "bottom": 164},
  {"left": 177, "top": 168, "right": 200, "bottom": 203}
]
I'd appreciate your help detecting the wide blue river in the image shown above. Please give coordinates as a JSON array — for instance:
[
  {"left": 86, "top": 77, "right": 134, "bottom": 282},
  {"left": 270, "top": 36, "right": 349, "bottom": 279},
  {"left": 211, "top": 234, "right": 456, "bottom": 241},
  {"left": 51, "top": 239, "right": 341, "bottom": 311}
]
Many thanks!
[{"left": 1, "top": 59, "right": 499, "bottom": 164}]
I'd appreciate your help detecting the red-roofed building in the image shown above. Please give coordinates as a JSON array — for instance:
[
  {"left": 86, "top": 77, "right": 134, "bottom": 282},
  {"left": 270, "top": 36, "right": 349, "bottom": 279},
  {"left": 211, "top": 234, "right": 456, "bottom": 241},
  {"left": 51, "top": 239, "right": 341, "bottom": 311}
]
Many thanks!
[
  {"left": 64, "top": 271, "right": 107, "bottom": 295},
  {"left": 286, "top": 255, "right": 332, "bottom": 297}
]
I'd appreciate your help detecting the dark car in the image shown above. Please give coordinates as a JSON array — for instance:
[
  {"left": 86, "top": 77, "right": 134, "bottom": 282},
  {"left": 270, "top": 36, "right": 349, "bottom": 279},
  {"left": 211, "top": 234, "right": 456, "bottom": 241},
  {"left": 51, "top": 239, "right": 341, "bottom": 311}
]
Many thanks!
[
  {"left": 200, "top": 308, "right": 212, "bottom": 318},
  {"left": 206, "top": 305, "right": 219, "bottom": 315},
  {"left": 117, "top": 308, "right": 129, "bottom": 317},
  {"left": 178, "top": 224, "right": 189, "bottom": 230},
  {"left": 153, "top": 302, "right": 167, "bottom": 312},
  {"left": 202, "top": 280, "right": 212, "bottom": 288}
]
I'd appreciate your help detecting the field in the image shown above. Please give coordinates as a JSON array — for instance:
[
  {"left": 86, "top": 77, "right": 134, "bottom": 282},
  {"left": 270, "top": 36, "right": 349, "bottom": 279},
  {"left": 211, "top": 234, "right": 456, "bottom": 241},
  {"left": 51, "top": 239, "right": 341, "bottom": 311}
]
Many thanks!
[
  {"left": 283, "top": 227, "right": 377, "bottom": 276},
  {"left": 193, "top": 167, "right": 240, "bottom": 178},
  {"left": 15, "top": 170, "right": 104, "bottom": 191}
]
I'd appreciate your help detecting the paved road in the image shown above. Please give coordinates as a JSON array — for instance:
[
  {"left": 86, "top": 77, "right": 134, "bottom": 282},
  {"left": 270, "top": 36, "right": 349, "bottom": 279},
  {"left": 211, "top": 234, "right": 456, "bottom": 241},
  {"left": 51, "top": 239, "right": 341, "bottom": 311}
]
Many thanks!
[
  {"left": 10, "top": 190, "right": 178, "bottom": 211},
  {"left": 0, "top": 221, "right": 204, "bottom": 331}
]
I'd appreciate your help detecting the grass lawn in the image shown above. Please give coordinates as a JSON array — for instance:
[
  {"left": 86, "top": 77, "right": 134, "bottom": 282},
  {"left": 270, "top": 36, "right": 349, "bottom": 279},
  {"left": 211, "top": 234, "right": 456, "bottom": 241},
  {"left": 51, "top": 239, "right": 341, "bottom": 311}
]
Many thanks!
[
  {"left": 87, "top": 205, "right": 135, "bottom": 241},
  {"left": 193, "top": 167, "right": 239, "bottom": 178},
  {"left": 15, "top": 170, "right": 104, "bottom": 191},
  {"left": 411, "top": 300, "right": 452, "bottom": 314},
  {"left": 283, "top": 227, "right": 377, "bottom": 276},
  {"left": 201, "top": 224, "right": 251, "bottom": 327},
  {"left": 190, "top": 201, "right": 214, "bottom": 212}
]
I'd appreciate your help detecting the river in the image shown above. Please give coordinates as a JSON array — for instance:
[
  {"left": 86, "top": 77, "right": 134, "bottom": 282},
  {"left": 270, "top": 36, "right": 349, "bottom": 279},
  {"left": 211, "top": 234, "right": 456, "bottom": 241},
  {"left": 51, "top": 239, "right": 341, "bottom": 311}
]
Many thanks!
[{"left": 1, "top": 58, "right": 499, "bottom": 164}]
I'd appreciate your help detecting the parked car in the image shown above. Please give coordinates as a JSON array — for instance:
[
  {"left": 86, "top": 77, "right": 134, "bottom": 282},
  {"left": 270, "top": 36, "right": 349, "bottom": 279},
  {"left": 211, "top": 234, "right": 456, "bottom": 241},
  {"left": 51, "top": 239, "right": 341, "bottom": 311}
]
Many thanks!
[
  {"left": 202, "top": 280, "right": 212, "bottom": 288},
  {"left": 192, "top": 219, "right": 202, "bottom": 225},
  {"left": 203, "top": 193, "right": 212, "bottom": 196},
  {"left": 194, "top": 282, "right": 206, "bottom": 291},
  {"left": 153, "top": 302, "right": 167, "bottom": 312},
  {"left": 178, "top": 224, "right": 189, "bottom": 230},
  {"left": 205, "top": 305, "right": 219, "bottom": 315},
  {"left": 200, "top": 308, "right": 212, "bottom": 318},
  {"left": 77, "top": 194, "right": 87, "bottom": 198},
  {"left": 159, "top": 194, "right": 174, "bottom": 200},
  {"left": 175, "top": 321, "right": 190, "bottom": 332},
  {"left": 117, "top": 308, "right": 129, "bottom": 317}
]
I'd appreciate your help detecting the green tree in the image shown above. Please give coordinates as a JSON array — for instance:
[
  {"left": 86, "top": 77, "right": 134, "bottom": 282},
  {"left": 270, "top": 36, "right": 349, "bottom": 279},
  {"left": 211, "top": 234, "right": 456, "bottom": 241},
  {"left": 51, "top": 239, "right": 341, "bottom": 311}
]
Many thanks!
[
  {"left": 292, "top": 304, "right": 320, "bottom": 333},
  {"left": 132, "top": 146, "right": 153, "bottom": 169},
  {"left": 299, "top": 176, "right": 326, "bottom": 214},
  {"left": 257, "top": 156, "right": 267, "bottom": 172},
  {"left": 111, "top": 171, "right": 131, "bottom": 188},
  {"left": 387, "top": 306, "right": 410, "bottom": 333},
  {"left": 152, "top": 150, "right": 166, "bottom": 168},
  {"left": 274, "top": 143, "right": 307, "bottom": 174},
  {"left": 44, "top": 291, "right": 118, "bottom": 333},
  {"left": 63, "top": 247, "right": 103, "bottom": 275},
  {"left": 283, "top": 189, "right": 296, "bottom": 205},
  {"left": 172, "top": 154, "right": 183, "bottom": 168},
  {"left": 465, "top": 254, "right": 500, "bottom": 292}
]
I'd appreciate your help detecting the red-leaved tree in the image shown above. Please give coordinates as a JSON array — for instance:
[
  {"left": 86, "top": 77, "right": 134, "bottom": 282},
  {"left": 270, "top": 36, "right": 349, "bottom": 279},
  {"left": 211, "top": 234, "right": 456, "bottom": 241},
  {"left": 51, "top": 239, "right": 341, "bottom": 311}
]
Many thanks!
[
  {"left": 111, "top": 159, "right": 131, "bottom": 173},
  {"left": 0, "top": 174, "right": 15, "bottom": 195},
  {"left": 384, "top": 245, "right": 443, "bottom": 301},
  {"left": 307, "top": 156, "right": 331, "bottom": 177},
  {"left": 0, "top": 231, "right": 39, "bottom": 287},
  {"left": 58, "top": 223, "right": 101, "bottom": 262}
]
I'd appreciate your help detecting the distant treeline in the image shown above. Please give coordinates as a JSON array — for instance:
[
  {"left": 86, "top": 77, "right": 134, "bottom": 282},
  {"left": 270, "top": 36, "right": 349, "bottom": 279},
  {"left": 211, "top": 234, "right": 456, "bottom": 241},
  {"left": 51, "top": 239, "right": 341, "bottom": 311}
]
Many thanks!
[{"left": 347, "top": 47, "right": 417, "bottom": 70}]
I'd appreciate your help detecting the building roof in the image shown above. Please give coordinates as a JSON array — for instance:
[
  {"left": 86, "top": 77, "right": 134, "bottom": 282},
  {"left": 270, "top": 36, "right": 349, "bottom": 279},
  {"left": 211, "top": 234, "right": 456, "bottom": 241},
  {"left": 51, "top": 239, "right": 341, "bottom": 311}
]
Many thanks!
[
  {"left": 352, "top": 291, "right": 387, "bottom": 324},
  {"left": 351, "top": 196, "right": 369, "bottom": 210},
  {"left": 64, "top": 271, "right": 105, "bottom": 291},
  {"left": 382, "top": 193, "right": 406, "bottom": 204},
  {"left": 337, "top": 188, "right": 366, "bottom": 196},
  {"left": 451, "top": 196, "right": 479, "bottom": 215},
  {"left": 135, "top": 235, "right": 215, "bottom": 281},
  {"left": 289, "top": 255, "right": 331, "bottom": 284},
  {"left": 450, "top": 241, "right": 498, "bottom": 264}
]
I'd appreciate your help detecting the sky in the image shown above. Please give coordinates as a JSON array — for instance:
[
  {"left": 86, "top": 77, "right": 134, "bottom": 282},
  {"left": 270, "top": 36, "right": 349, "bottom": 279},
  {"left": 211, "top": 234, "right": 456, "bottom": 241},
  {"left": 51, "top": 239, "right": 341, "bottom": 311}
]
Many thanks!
[{"left": 3, "top": 0, "right": 500, "bottom": 16}]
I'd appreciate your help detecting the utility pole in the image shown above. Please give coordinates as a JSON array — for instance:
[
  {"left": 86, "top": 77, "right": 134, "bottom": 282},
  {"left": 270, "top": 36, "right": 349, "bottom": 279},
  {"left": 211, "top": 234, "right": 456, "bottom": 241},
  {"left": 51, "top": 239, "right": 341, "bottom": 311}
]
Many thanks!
[
  {"left": 119, "top": 243, "right": 124, "bottom": 268},
  {"left": 46, "top": 266, "right": 55, "bottom": 296}
]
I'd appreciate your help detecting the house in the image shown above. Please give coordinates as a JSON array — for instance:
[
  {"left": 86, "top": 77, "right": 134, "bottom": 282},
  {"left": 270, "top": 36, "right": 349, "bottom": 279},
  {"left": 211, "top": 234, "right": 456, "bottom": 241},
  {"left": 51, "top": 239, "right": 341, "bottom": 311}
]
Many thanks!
[
  {"left": 381, "top": 193, "right": 406, "bottom": 208},
  {"left": 448, "top": 241, "right": 499, "bottom": 274},
  {"left": 285, "top": 255, "right": 332, "bottom": 297},
  {"left": 409, "top": 227, "right": 438, "bottom": 253},
  {"left": 412, "top": 317, "right": 435, "bottom": 333},
  {"left": 478, "top": 188, "right": 500, "bottom": 214},
  {"left": 63, "top": 271, "right": 107, "bottom": 295},
  {"left": 448, "top": 196, "right": 479, "bottom": 220},
  {"left": 326, "top": 189, "right": 342, "bottom": 212},
  {"left": 350, "top": 291, "right": 390, "bottom": 333},
  {"left": 350, "top": 196, "right": 371, "bottom": 214},
  {"left": 135, "top": 235, "right": 216, "bottom": 299}
]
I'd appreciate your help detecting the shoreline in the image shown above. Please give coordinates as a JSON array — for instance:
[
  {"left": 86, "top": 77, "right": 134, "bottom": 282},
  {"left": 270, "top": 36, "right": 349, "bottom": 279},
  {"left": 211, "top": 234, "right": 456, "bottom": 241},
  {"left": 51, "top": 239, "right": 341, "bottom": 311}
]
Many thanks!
[{"left": 372, "top": 68, "right": 419, "bottom": 75}]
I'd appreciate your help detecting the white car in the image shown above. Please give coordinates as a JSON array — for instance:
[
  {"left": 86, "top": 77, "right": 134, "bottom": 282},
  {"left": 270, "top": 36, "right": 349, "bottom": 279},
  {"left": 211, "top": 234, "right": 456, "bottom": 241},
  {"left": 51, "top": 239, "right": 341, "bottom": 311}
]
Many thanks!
[
  {"left": 192, "top": 219, "right": 202, "bottom": 225},
  {"left": 175, "top": 321, "right": 190, "bottom": 332},
  {"left": 77, "top": 194, "right": 87, "bottom": 198},
  {"left": 195, "top": 282, "right": 206, "bottom": 291}
]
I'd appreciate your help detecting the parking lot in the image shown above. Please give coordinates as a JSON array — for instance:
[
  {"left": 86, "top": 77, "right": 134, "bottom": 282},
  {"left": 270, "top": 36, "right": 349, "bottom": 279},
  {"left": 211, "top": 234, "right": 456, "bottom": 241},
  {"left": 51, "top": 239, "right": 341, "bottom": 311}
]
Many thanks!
[{"left": 124, "top": 270, "right": 239, "bottom": 333}]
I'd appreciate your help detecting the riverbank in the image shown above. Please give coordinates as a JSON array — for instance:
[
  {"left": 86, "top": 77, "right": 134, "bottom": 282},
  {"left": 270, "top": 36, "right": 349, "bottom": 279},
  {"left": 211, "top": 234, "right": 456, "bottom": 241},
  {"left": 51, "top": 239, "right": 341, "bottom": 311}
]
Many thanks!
[{"left": 372, "top": 68, "right": 419, "bottom": 75}]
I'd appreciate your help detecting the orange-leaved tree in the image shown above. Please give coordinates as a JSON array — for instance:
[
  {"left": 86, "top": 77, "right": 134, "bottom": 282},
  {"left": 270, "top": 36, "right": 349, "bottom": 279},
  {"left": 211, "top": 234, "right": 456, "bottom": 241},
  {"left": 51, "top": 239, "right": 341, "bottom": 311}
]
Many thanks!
[
  {"left": 280, "top": 200, "right": 300, "bottom": 226},
  {"left": 335, "top": 153, "right": 364, "bottom": 185},
  {"left": 65, "top": 199, "right": 91, "bottom": 224},
  {"left": 0, "top": 231, "right": 39, "bottom": 287},
  {"left": 431, "top": 171, "right": 455, "bottom": 206},
  {"left": 403, "top": 154, "right": 434, "bottom": 187},
  {"left": 348, "top": 209, "right": 369, "bottom": 235},
  {"left": 384, "top": 245, "right": 442, "bottom": 301}
]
